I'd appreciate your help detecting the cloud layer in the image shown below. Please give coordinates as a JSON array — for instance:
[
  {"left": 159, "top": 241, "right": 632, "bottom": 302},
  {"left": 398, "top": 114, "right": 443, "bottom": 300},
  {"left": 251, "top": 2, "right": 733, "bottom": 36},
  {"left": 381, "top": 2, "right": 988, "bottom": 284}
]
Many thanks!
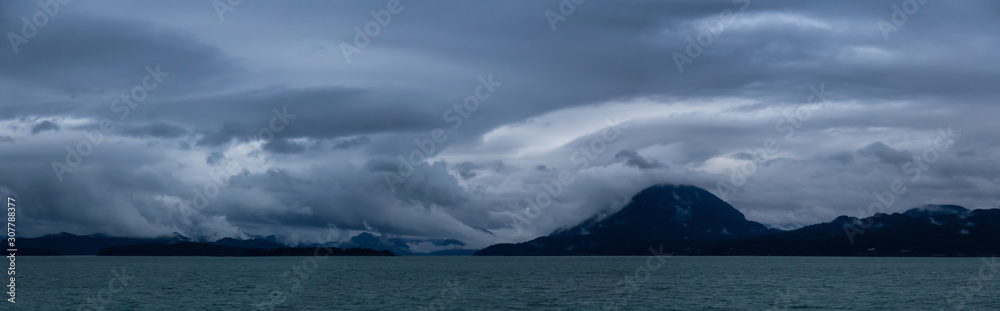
[{"left": 1, "top": 0, "right": 998, "bottom": 248}]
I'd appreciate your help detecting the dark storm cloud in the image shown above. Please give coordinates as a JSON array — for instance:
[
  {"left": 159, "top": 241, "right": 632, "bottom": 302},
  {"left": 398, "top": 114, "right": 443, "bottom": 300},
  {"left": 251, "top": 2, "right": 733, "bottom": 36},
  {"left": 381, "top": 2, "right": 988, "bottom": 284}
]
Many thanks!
[
  {"left": 0, "top": 16, "right": 240, "bottom": 118},
  {"left": 829, "top": 151, "right": 856, "bottom": 165},
  {"left": 123, "top": 122, "right": 187, "bottom": 138},
  {"left": 956, "top": 149, "right": 976, "bottom": 157},
  {"left": 0, "top": 0, "right": 998, "bottom": 247},
  {"left": 456, "top": 162, "right": 478, "bottom": 180},
  {"left": 30, "top": 120, "right": 59, "bottom": 134},
  {"left": 196, "top": 122, "right": 249, "bottom": 147},
  {"left": 491, "top": 161, "right": 508, "bottom": 174},
  {"left": 615, "top": 150, "right": 666, "bottom": 170},
  {"left": 333, "top": 136, "right": 370, "bottom": 149},
  {"left": 858, "top": 141, "right": 913, "bottom": 165},
  {"left": 206, "top": 152, "right": 225, "bottom": 166},
  {"left": 263, "top": 139, "right": 306, "bottom": 154},
  {"left": 173, "top": 87, "right": 447, "bottom": 147}
]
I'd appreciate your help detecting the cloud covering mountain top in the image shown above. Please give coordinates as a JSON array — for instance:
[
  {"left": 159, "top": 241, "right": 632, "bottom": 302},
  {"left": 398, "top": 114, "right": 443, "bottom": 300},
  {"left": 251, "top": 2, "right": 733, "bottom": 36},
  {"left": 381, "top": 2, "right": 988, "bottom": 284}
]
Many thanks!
[{"left": 1, "top": 0, "right": 998, "bottom": 248}]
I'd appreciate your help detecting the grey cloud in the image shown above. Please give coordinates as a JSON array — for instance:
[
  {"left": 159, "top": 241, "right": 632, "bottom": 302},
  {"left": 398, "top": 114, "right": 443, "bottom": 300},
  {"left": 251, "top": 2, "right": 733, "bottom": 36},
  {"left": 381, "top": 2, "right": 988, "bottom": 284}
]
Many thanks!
[
  {"left": 197, "top": 122, "right": 250, "bottom": 147},
  {"left": 30, "top": 120, "right": 59, "bottom": 134},
  {"left": 0, "top": 14, "right": 240, "bottom": 112},
  {"left": 364, "top": 156, "right": 398, "bottom": 173},
  {"left": 333, "top": 136, "right": 371, "bottom": 149},
  {"left": 263, "top": 138, "right": 306, "bottom": 154},
  {"left": 1, "top": 0, "right": 998, "bottom": 247},
  {"left": 956, "top": 149, "right": 976, "bottom": 157},
  {"left": 829, "top": 151, "right": 855, "bottom": 164},
  {"left": 491, "top": 161, "right": 508, "bottom": 174},
  {"left": 456, "top": 162, "right": 478, "bottom": 180},
  {"left": 615, "top": 150, "right": 666, "bottom": 170},
  {"left": 206, "top": 152, "right": 225, "bottom": 166},
  {"left": 123, "top": 122, "right": 187, "bottom": 138},
  {"left": 453, "top": 161, "right": 507, "bottom": 180},
  {"left": 733, "top": 152, "right": 758, "bottom": 161},
  {"left": 858, "top": 142, "right": 913, "bottom": 165}
]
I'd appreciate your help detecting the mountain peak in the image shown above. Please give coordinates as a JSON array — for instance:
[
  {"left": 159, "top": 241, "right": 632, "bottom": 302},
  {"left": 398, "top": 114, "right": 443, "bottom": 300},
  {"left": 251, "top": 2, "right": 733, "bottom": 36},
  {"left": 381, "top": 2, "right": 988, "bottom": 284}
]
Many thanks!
[
  {"left": 903, "top": 204, "right": 970, "bottom": 217},
  {"left": 625, "top": 184, "right": 750, "bottom": 221},
  {"left": 478, "top": 184, "right": 773, "bottom": 255}
]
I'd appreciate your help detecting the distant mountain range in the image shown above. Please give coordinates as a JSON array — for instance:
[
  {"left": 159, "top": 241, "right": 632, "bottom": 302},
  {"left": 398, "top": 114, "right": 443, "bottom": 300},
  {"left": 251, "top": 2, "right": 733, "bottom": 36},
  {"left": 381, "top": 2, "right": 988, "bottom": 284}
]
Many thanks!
[
  {"left": 18, "top": 232, "right": 195, "bottom": 256},
  {"left": 96, "top": 243, "right": 396, "bottom": 257},
  {"left": 21, "top": 184, "right": 999, "bottom": 257},
  {"left": 333, "top": 232, "right": 478, "bottom": 256},
  {"left": 476, "top": 184, "right": 1000, "bottom": 257},
  {"left": 19, "top": 233, "right": 396, "bottom": 257},
  {"left": 695, "top": 204, "right": 1000, "bottom": 256},
  {"left": 19, "top": 231, "right": 471, "bottom": 256}
]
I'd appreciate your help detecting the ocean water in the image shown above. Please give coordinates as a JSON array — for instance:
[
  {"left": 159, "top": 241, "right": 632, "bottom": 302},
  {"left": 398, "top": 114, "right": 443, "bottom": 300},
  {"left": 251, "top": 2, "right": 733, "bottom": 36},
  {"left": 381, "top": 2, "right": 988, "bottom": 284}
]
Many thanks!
[{"left": 8, "top": 256, "right": 1000, "bottom": 310}]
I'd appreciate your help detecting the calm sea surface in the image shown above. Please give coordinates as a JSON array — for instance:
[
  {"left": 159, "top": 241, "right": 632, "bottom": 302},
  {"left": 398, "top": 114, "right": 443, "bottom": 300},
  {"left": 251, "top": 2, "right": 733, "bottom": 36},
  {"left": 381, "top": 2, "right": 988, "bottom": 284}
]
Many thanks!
[{"left": 10, "top": 256, "right": 1000, "bottom": 310}]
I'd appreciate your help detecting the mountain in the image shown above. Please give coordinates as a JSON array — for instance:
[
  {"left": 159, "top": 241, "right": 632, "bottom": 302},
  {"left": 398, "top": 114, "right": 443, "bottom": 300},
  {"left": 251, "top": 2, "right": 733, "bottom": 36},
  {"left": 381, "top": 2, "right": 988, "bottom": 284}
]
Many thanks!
[
  {"left": 425, "top": 249, "right": 480, "bottom": 256},
  {"left": 212, "top": 237, "right": 286, "bottom": 250},
  {"left": 20, "top": 231, "right": 470, "bottom": 256},
  {"left": 97, "top": 242, "right": 248, "bottom": 256},
  {"left": 19, "top": 232, "right": 193, "bottom": 255},
  {"left": 26, "top": 189, "right": 999, "bottom": 257},
  {"left": 97, "top": 243, "right": 397, "bottom": 256},
  {"left": 22, "top": 233, "right": 286, "bottom": 255},
  {"left": 249, "top": 234, "right": 282, "bottom": 243},
  {"left": 902, "top": 204, "right": 971, "bottom": 218},
  {"left": 477, "top": 184, "right": 1000, "bottom": 257},
  {"left": 696, "top": 205, "right": 1000, "bottom": 256},
  {"left": 338, "top": 232, "right": 476, "bottom": 255},
  {"left": 243, "top": 247, "right": 396, "bottom": 257},
  {"left": 476, "top": 184, "right": 776, "bottom": 255}
]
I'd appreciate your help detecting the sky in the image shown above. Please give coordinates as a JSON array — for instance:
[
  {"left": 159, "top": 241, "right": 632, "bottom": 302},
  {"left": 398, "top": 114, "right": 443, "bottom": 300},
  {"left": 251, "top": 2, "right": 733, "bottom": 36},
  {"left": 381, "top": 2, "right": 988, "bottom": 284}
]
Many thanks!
[{"left": 1, "top": 0, "right": 998, "bottom": 250}]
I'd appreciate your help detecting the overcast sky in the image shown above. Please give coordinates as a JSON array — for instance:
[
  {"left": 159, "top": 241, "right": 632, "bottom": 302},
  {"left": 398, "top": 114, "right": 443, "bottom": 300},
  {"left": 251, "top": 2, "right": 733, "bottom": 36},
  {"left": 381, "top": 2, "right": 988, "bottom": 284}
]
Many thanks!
[{"left": 1, "top": 0, "right": 997, "bottom": 249}]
